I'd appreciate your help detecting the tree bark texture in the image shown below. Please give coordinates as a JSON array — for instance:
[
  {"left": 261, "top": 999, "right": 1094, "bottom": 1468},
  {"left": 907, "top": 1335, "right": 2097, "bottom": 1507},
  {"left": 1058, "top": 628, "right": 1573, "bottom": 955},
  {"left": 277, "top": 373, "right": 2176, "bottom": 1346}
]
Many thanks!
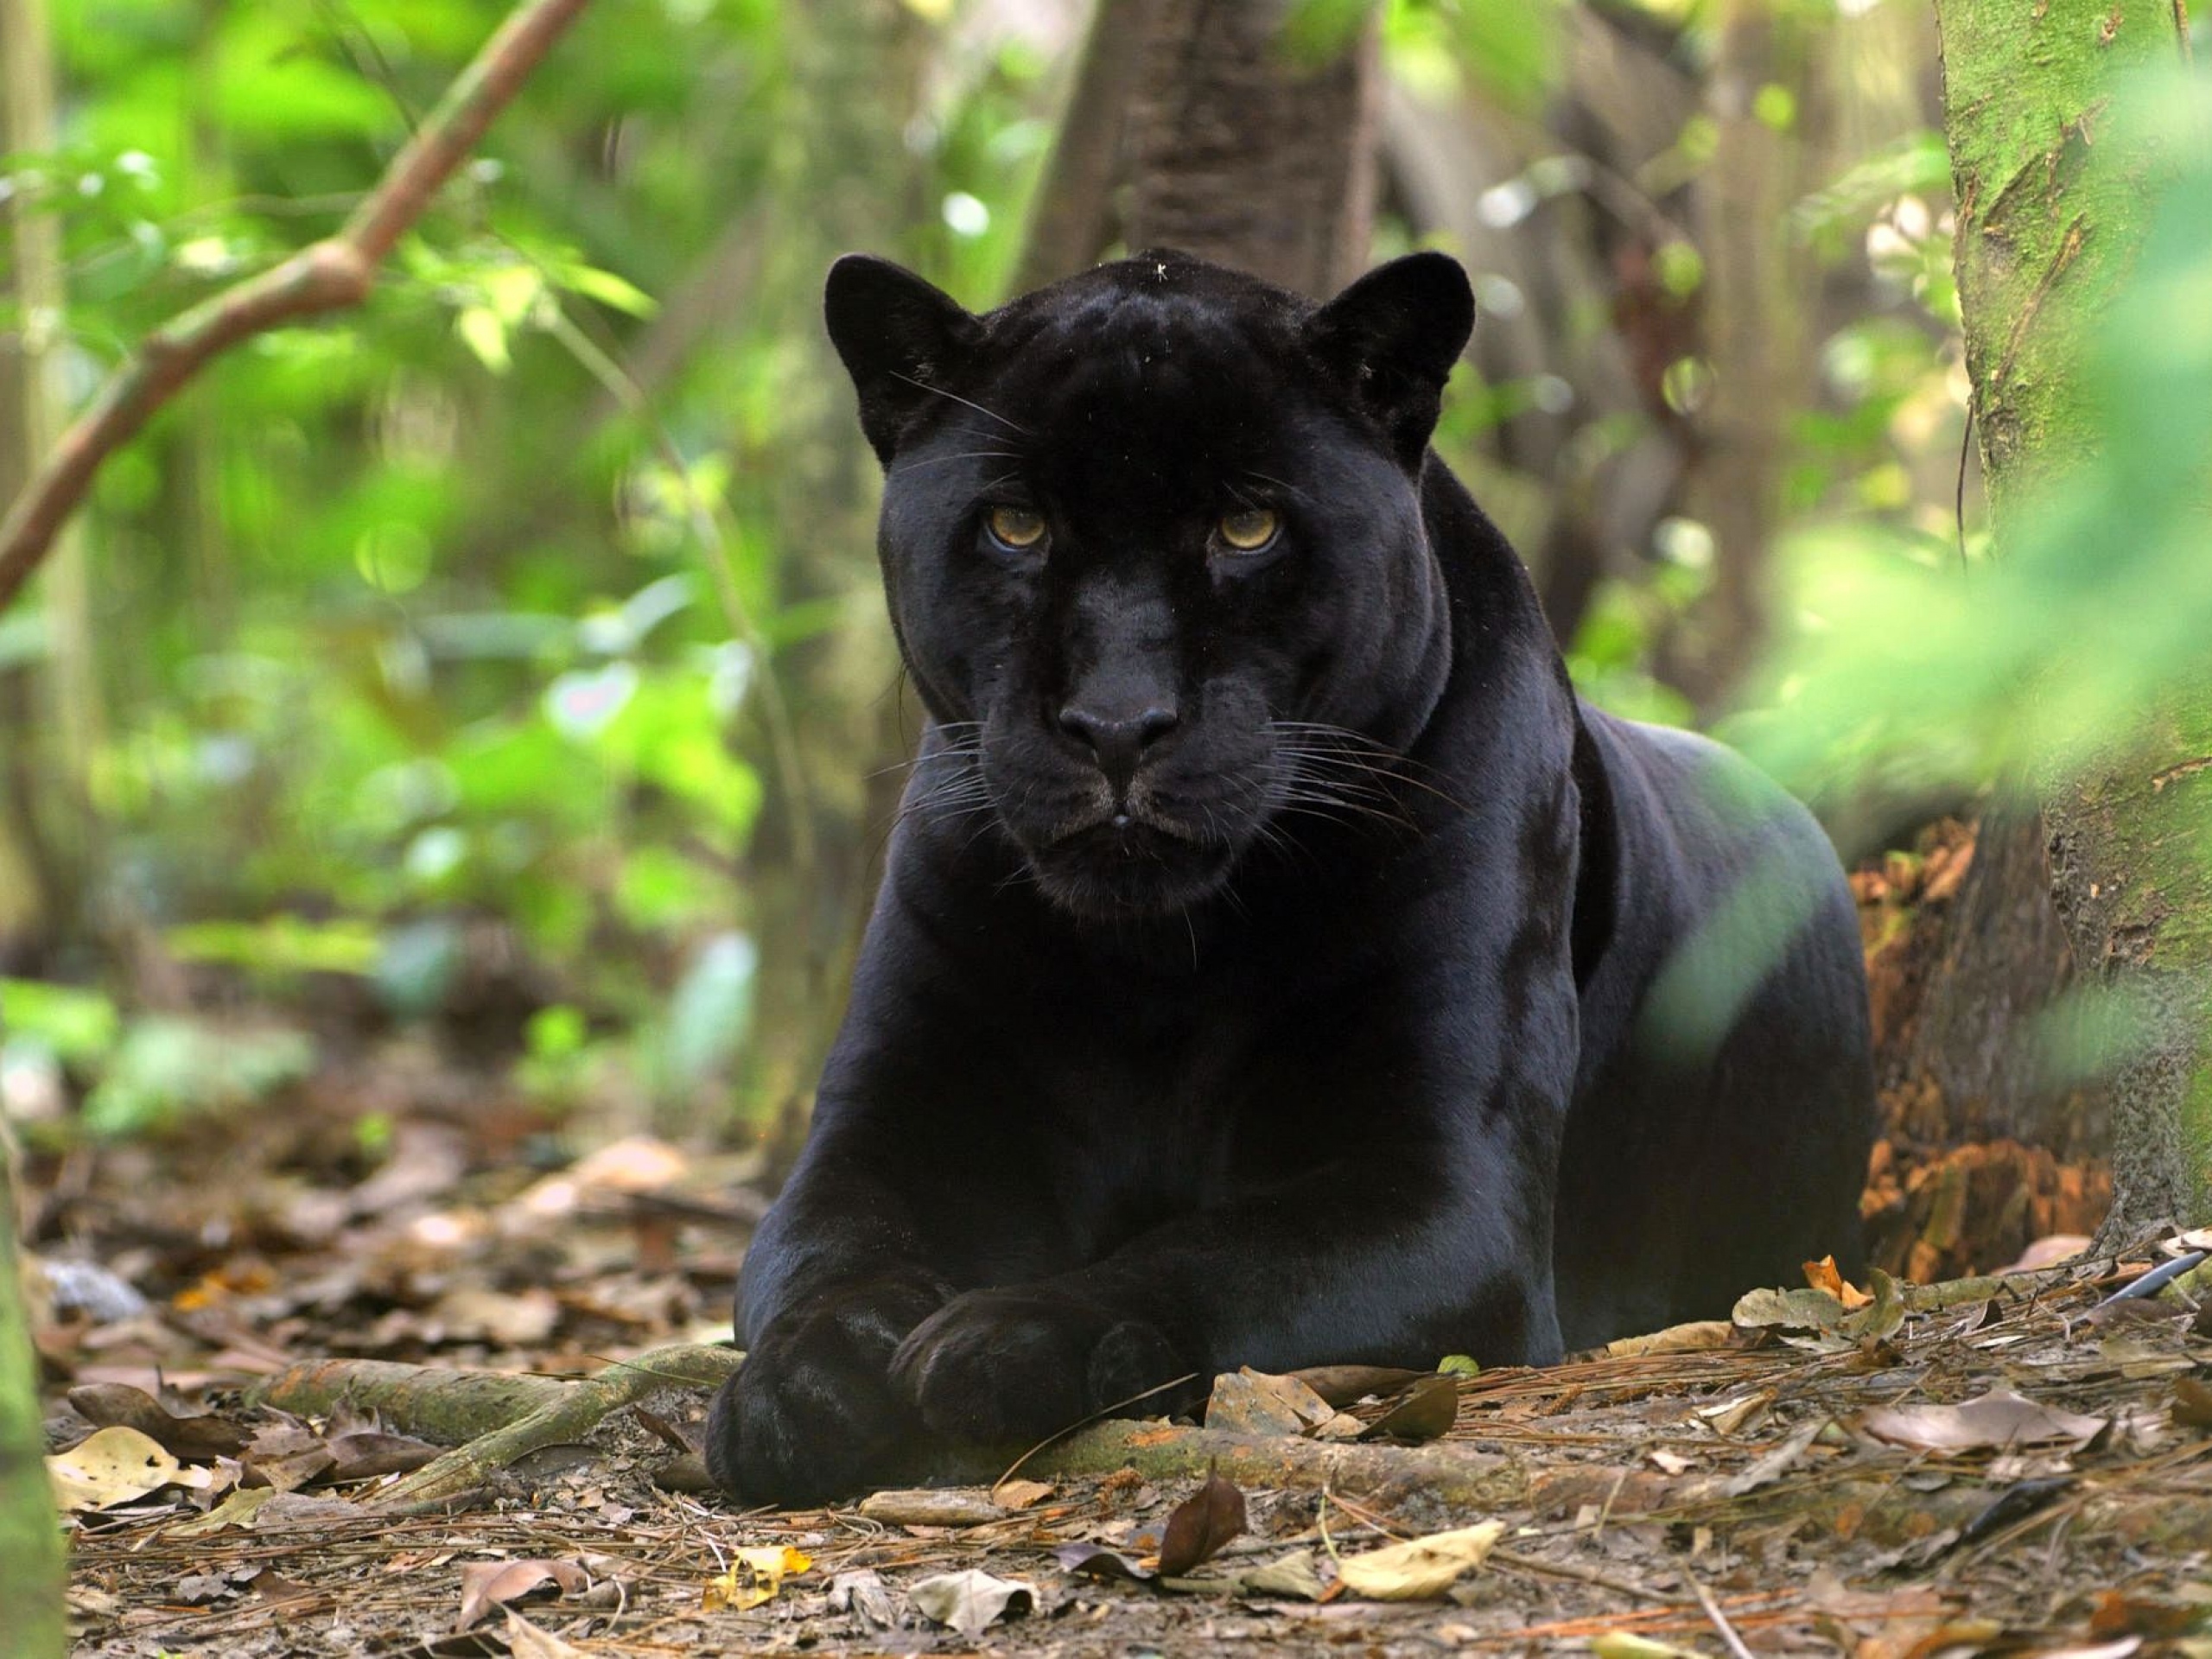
[
  {"left": 0, "top": 1117, "right": 67, "bottom": 1658},
  {"left": 1015, "top": 0, "right": 1153, "bottom": 292},
  {"left": 1934, "top": 0, "right": 2211, "bottom": 1232},
  {"left": 1125, "top": 0, "right": 1379, "bottom": 297}
]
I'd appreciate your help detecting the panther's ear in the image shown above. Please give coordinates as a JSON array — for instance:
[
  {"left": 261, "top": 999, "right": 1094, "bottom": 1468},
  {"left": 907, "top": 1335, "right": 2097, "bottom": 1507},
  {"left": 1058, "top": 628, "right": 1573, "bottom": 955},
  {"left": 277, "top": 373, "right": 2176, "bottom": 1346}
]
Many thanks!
[
  {"left": 824, "top": 255, "right": 985, "bottom": 464},
  {"left": 1305, "top": 252, "right": 1475, "bottom": 467}
]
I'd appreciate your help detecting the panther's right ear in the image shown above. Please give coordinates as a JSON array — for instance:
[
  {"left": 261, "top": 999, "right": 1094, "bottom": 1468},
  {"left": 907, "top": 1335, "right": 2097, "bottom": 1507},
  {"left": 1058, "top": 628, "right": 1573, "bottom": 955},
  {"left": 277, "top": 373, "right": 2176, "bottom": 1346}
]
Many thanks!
[{"left": 824, "top": 255, "right": 984, "bottom": 465}]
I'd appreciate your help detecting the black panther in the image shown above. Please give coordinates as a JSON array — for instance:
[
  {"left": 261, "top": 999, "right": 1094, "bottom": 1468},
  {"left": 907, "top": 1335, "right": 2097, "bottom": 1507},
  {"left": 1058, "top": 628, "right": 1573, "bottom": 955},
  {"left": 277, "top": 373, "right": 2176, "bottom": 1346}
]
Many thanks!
[{"left": 704, "top": 249, "right": 1874, "bottom": 1505}]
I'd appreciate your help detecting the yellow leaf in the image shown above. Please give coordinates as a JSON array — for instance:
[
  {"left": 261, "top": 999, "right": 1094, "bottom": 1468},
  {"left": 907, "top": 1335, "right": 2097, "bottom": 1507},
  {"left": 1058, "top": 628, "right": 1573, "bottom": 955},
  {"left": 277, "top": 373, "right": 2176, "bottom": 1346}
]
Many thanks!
[
  {"left": 47, "top": 1426, "right": 210, "bottom": 1511},
  {"left": 1333, "top": 1520, "right": 1504, "bottom": 1600},
  {"left": 1590, "top": 1634, "right": 1705, "bottom": 1659},
  {"left": 702, "top": 1545, "right": 812, "bottom": 1612}
]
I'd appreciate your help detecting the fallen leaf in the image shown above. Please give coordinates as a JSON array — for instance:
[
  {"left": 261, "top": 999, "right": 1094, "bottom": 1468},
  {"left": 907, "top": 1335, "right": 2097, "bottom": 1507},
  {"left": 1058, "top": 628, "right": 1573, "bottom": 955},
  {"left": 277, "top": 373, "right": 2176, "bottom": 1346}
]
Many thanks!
[
  {"left": 911, "top": 1568, "right": 1036, "bottom": 1637},
  {"left": 1803, "top": 1255, "right": 1874, "bottom": 1309},
  {"left": 47, "top": 1426, "right": 211, "bottom": 1510},
  {"left": 1053, "top": 1541, "right": 1156, "bottom": 1583},
  {"left": 174, "top": 1571, "right": 238, "bottom": 1604},
  {"left": 1360, "top": 1374, "right": 1459, "bottom": 1442},
  {"left": 1862, "top": 1390, "right": 2107, "bottom": 1455},
  {"left": 1589, "top": 1634, "right": 1703, "bottom": 1659},
  {"left": 1695, "top": 1389, "right": 1775, "bottom": 1438},
  {"left": 66, "top": 1383, "right": 249, "bottom": 1460},
  {"left": 858, "top": 1487, "right": 1003, "bottom": 1527},
  {"left": 1732, "top": 1286, "right": 1847, "bottom": 1332},
  {"left": 1287, "top": 1365, "right": 1427, "bottom": 1406},
  {"left": 1332, "top": 1519, "right": 1504, "bottom": 1599},
  {"left": 1436, "top": 1354, "right": 1481, "bottom": 1376},
  {"left": 990, "top": 1478, "right": 1054, "bottom": 1510},
  {"left": 702, "top": 1545, "right": 811, "bottom": 1613},
  {"left": 168, "top": 1485, "right": 281, "bottom": 1535},
  {"left": 505, "top": 1609, "right": 591, "bottom": 1658},
  {"left": 828, "top": 1568, "right": 899, "bottom": 1630},
  {"left": 1846, "top": 1268, "right": 1907, "bottom": 1342},
  {"left": 2172, "top": 1376, "right": 2212, "bottom": 1430},
  {"left": 324, "top": 1430, "right": 441, "bottom": 1482},
  {"left": 1205, "top": 1368, "right": 1334, "bottom": 1436},
  {"left": 2089, "top": 1590, "right": 2207, "bottom": 1638},
  {"left": 1899, "top": 1618, "right": 2005, "bottom": 1658},
  {"left": 1719, "top": 1420, "right": 1827, "bottom": 1497},
  {"left": 247, "top": 1492, "right": 364, "bottom": 1530},
  {"left": 1159, "top": 1470, "right": 1246, "bottom": 1575},
  {"left": 1239, "top": 1554, "right": 1325, "bottom": 1600},
  {"left": 1603, "top": 1321, "right": 1735, "bottom": 1358},
  {"left": 458, "top": 1560, "right": 589, "bottom": 1630}
]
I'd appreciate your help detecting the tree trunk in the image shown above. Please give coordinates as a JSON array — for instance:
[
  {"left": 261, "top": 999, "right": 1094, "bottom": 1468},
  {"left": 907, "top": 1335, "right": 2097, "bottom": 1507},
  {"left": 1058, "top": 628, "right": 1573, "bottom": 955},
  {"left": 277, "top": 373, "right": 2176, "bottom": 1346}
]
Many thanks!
[
  {"left": 1934, "top": 0, "right": 2211, "bottom": 1233},
  {"left": 0, "top": 1106, "right": 67, "bottom": 1656},
  {"left": 1014, "top": 0, "right": 1152, "bottom": 292},
  {"left": 1124, "top": 0, "right": 1378, "bottom": 296}
]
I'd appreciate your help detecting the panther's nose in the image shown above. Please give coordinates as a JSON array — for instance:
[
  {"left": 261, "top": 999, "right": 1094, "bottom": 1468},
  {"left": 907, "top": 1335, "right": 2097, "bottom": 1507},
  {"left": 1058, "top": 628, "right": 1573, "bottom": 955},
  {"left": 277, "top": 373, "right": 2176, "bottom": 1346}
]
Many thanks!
[{"left": 1058, "top": 702, "right": 1179, "bottom": 793}]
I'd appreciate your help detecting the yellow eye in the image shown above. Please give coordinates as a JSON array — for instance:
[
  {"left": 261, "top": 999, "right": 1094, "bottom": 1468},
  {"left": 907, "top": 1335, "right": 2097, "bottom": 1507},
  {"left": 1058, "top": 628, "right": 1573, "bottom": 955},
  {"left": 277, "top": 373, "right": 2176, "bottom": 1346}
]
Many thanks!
[
  {"left": 1218, "top": 507, "right": 1279, "bottom": 552},
  {"left": 985, "top": 505, "right": 1046, "bottom": 550}
]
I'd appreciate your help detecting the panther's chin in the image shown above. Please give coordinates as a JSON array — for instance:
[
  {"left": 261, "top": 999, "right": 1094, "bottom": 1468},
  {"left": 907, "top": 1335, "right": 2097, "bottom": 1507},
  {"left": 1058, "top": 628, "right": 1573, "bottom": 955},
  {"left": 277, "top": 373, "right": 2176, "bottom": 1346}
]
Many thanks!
[{"left": 1025, "top": 818, "right": 1238, "bottom": 919}]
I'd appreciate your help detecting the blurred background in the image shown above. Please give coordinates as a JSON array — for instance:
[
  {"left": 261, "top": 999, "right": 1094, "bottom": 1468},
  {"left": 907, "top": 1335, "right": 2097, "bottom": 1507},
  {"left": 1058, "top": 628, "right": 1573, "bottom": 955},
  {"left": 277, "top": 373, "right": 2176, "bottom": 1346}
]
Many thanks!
[{"left": 2, "top": 0, "right": 2207, "bottom": 1347}]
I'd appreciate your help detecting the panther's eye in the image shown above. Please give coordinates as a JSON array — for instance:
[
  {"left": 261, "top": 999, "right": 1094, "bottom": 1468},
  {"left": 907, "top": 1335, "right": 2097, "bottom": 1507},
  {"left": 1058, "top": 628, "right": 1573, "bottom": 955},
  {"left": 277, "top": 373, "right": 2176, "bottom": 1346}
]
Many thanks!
[
  {"left": 1217, "top": 507, "right": 1280, "bottom": 553},
  {"left": 984, "top": 505, "right": 1047, "bottom": 552}
]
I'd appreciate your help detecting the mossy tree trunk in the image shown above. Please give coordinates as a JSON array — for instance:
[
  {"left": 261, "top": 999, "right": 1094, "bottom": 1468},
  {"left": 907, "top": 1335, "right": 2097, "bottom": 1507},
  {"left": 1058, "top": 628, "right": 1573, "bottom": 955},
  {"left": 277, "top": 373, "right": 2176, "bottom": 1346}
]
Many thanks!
[
  {"left": 0, "top": 1118, "right": 67, "bottom": 1657},
  {"left": 1934, "top": 0, "right": 2211, "bottom": 1232}
]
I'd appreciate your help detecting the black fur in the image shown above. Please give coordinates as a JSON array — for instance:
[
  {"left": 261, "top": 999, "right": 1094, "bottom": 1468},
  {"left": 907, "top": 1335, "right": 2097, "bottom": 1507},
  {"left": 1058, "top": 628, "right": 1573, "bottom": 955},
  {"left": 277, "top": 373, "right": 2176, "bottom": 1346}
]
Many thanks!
[{"left": 705, "top": 251, "right": 1874, "bottom": 1505}]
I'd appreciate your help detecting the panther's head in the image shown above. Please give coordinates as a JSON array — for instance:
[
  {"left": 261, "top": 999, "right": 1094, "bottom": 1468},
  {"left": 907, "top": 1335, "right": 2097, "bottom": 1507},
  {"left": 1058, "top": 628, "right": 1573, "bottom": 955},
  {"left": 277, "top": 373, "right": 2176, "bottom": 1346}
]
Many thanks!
[{"left": 827, "top": 250, "right": 1475, "bottom": 920}]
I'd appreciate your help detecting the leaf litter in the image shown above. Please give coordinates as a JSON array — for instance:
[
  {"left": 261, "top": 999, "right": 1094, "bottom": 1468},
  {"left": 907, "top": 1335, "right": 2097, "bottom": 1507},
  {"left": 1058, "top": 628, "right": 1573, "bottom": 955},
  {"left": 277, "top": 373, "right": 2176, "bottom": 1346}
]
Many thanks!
[{"left": 24, "top": 1048, "right": 2212, "bottom": 1657}]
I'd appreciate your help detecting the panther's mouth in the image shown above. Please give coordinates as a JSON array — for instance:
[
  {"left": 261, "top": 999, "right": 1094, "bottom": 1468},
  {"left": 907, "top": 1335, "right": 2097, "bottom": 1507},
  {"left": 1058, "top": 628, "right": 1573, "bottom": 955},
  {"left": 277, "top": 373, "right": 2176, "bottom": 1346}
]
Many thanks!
[{"left": 1024, "top": 811, "right": 1237, "bottom": 918}]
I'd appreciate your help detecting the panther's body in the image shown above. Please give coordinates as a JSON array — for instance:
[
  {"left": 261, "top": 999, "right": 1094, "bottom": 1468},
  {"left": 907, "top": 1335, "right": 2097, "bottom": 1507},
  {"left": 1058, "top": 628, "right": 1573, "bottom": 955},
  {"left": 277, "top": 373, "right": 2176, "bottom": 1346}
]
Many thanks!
[{"left": 705, "top": 251, "right": 1874, "bottom": 1504}]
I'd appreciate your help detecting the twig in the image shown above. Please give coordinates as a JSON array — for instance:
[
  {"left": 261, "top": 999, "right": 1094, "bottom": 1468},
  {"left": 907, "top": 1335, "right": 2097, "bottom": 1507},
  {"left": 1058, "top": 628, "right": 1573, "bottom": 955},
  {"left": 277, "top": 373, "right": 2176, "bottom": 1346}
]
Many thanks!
[
  {"left": 0, "top": 0, "right": 597, "bottom": 613},
  {"left": 1685, "top": 1565, "right": 1761, "bottom": 1659}
]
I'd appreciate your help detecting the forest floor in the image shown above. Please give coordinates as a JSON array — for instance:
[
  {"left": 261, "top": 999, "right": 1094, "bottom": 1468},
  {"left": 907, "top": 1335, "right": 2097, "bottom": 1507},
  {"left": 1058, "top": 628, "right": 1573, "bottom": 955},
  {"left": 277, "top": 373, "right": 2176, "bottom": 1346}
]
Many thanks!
[
  {"left": 22, "top": 1039, "right": 2212, "bottom": 1658},
  {"left": 22, "top": 820, "right": 2211, "bottom": 1657}
]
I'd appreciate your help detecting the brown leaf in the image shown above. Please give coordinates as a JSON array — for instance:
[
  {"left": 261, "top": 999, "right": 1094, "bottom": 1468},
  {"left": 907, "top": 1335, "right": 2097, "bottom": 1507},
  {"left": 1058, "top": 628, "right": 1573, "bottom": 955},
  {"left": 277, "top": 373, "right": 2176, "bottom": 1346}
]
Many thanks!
[
  {"left": 67, "top": 1383, "right": 249, "bottom": 1461},
  {"left": 1862, "top": 1389, "right": 2107, "bottom": 1455},
  {"left": 1603, "top": 1320, "right": 1736, "bottom": 1358},
  {"left": 1052, "top": 1541, "right": 1156, "bottom": 1583},
  {"left": 324, "top": 1431, "right": 441, "bottom": 1483},
  {"left": 990, "top": 1478, "right": 1055, "bottom": 1510},
  {"left": 1158, "top": 1470, "right": 1246, "bottom": 1576},
  {"left": 2088, "top": 1590, "right": 2206, "bottom": 1638},
  {"left": 2171, "top": 1375, "right": 2212, "bottom": 1430},
  {"left": 457, "top": 1560, "right": 588, "bottom": 1631},
  {"left": 1360, "top": 1375, "right": 1459, "bottom": 1443},
  {"left": 1204, "top": 1367, "right": 1333, "bottom": 1436},
  {"left": 1802, "top": 1255, "right": 1874, "bottom": 1309},
  {"left": 505, "top": 1610, "right": 593, "bottom": 1657},
  {"left": 1285, "top": 1365, "right": 1427, "bottom": 1408}
]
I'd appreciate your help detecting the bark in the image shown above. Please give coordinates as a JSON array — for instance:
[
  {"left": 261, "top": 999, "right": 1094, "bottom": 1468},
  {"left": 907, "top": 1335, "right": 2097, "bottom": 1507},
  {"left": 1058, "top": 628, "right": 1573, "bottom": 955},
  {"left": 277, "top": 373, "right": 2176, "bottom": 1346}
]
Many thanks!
[
  {"left": 0, "top": 1116, "right": 67, "bottom": 1658},
  {"left": 1125, "top": 0, "right": 1379, "bottom": 296},
  {"left": 1933, "top": 0, "right": 2212, "bottom": 1232},
  {"left": 1014, "top": 0, "right": 1153, "bottom": 292}
]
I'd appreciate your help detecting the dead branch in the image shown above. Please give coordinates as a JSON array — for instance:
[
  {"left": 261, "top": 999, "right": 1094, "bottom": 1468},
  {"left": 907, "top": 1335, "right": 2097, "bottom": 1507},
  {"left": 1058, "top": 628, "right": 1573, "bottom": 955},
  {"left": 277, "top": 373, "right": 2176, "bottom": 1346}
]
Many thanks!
[{"left": 0, "top": 0, "right": 596, "bottom": 614}]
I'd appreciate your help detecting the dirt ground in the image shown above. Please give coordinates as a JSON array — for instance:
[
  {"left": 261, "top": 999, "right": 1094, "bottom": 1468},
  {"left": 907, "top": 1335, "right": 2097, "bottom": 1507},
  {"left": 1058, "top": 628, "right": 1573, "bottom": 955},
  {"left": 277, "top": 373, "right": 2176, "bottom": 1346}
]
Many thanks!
[{"left": 22, "top": 1034, "right": 2212, "bottom": 1657}]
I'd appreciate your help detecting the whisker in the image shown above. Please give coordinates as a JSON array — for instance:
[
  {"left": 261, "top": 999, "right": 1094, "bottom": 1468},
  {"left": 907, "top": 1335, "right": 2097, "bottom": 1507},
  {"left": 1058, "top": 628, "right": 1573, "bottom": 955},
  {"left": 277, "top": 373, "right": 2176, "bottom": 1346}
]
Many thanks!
[{"left": 888, "top": 371, "right": 1031, "bottom": 436}]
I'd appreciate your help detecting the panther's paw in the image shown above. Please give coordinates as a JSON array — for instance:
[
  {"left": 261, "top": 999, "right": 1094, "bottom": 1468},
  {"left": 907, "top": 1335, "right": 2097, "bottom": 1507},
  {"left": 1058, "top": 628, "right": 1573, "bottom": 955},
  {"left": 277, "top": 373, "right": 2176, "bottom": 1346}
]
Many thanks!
[
  {"left": 890, "top": 1287, "right": 1189, "bottom": 1444},
  {"left": 704, "top": 1274, "right": 946, "bottom": 1506}
]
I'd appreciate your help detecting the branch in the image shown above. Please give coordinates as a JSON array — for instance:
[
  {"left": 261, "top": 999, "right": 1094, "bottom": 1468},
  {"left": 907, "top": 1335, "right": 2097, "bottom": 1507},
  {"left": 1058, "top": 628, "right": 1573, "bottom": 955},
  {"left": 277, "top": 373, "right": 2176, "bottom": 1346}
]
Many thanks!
[{"left": 0, "top": 0, "right": 597, "bottom": 615}]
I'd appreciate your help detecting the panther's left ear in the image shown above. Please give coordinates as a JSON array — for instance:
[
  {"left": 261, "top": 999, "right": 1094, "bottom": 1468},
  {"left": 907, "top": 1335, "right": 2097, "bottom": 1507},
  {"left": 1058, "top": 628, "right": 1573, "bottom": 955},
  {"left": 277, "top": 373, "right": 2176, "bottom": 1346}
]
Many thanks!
[
  {"left": 1305, "top": 252, "right": 1475, "bottom": 467},
  {"left": 824, "top": 254, "right": 986, "bottom": 465}
]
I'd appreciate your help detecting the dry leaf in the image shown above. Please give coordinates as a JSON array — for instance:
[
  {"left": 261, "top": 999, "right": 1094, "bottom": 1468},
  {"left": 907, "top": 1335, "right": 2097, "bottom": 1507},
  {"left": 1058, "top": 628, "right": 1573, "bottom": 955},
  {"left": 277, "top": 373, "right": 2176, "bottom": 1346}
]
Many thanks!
[
  {"left": 858, "top": 1487, "right": 1003, "bottom": 1527},
  {"left": 702, "top": 1545, "right": 811, "bottom": 1612},
  {"left": 1803, "top": 1255, "right": 1874, "bottom": 1309},
  {"left": 1158, "top": 1470, "right": 1246, "bottom": 1575},
  {"left": 1240, "top": 1554, "right": 1325, "bottom": 1600},
  {"left": 1732, "top": 1285, "right": 1847, "bottom": 1332},
  {"left": 457, "top": 1560, "right": 588, "bottom": 1630},
  {"left": 1589, "top": 1634, "right": 1704, "bottom": 1659},
  {"left": 505, "top": 1609, "right": 591, "bottom": 1658},
  {"left": 1205, "top": 1368, "right": 1334, "bottom": 1436},
  {"left": 828, "top": 1569, "right": 899, "bottom": 1630},
  {"left": 1360, "top": 1375, "right": 1459, "bottom": 1442},
  {"left": 990, "top": 1478, "right": 1054, "bottom": 1510},
  {"left": 2171, "top": 1376, "right": 2212, "bottom": 1430},
  {"left": 1053, "top": 1541, "right": 1155, "bottom": 1583},
  {"left": 66, "top": 1383, "right": 249, "bottom": 1461},
  {"left": 1332, "top": 1519, "right": 1504, "bottom": 1599},
  {"left": 911, "top": 1568, "right": 1036, "bottom": 1637},
  {"left": 323, "top": 1430, "right": 441, "bottom": 1482},
  {"left": 1862, "top": 1389, "right": 2107, "bottom": 1454},
  {"left": 169, "top": 1485, "right": 281, "bottom": 1536},
  {"left": 48, "top": 1425, "right": 211, "bottom": 1510},
  {"left": 1287, "top": 1365, "right": 1427, "bottom": 1407},
  {"left": 1604, "top": 1320, "right": 1735, "bottom": 1358}
]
